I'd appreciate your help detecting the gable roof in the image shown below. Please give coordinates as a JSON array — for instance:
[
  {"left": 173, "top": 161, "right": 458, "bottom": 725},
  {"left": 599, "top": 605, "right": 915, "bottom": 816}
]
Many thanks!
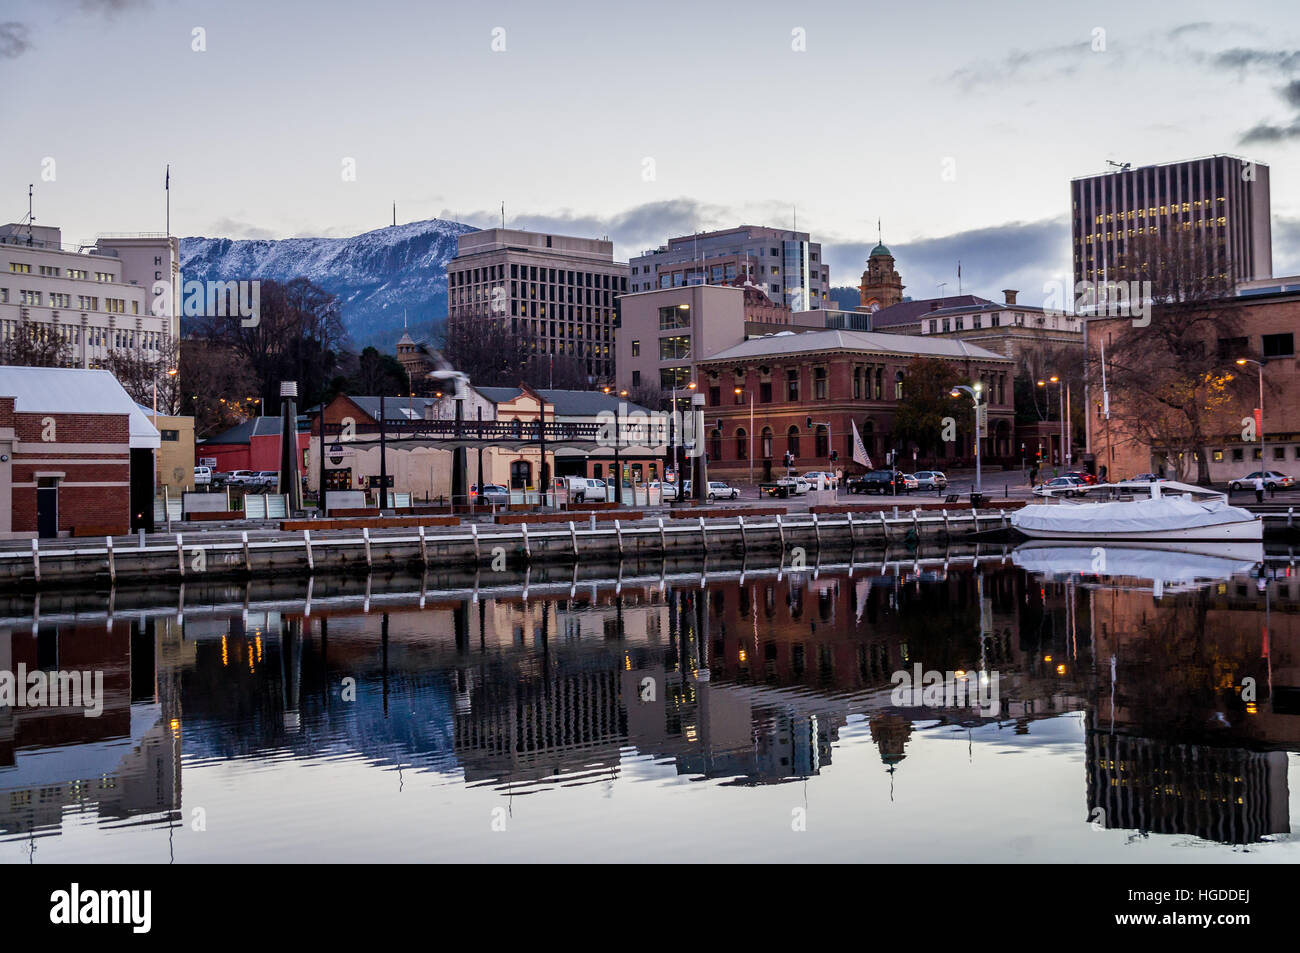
[
  {"left": 0, "top": 366, "right": 160, "bottom": 448},
  {"left": 700, "top": 328, "right": 1010, "bottom": 363},
  {"left": 473, "top": 386, "right": 649, "bottom": 417}
]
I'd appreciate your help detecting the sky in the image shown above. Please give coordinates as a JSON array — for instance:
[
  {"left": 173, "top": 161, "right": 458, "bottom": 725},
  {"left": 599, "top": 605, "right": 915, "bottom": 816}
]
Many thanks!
[{"left": 3, "top": 0, "right": 1300, "bottom": 304}]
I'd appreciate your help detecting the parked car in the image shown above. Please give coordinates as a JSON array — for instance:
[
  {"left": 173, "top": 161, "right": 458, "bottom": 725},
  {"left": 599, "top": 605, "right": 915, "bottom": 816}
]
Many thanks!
[
  {"left": 1130, "top": 472, "right": 1166, "bottom": 483},
  {"left": 561, "top": 476, "right": 608, "bottom": 502},
  {"left": 899, "top": 473, "right": 920, "bottom": 492},
  {"left": 1034, "top": 476, "right": 1088, "bottom": 497},
  {"left": 1065, "top": 470, "right": 1100, "bottom": 485},
  {"left": 254, "top": 471, "right": 280, "bottom": 490},
  {"left": 225, "top": 470, "right": 256, "bottom": 486},
  {"left": 649, "top": 480, "right": 678, "bottom": 500},
  {"left": 848, "top": 470, "right": 909, "bottom": 494},
  {"left": 473, "top": 483, "right": 509, "bottom": 504},
  {"left": 913, "top": 470, "right": 948, "bottom": 490},
  {"left": 193, "top": 465, "right": 212, "bottom": 488},
  {"left": 1229, "top": 470, "right": 1296, "bottom": 491},
  {"left": 705, "top": 481, "right": 740, "bottom": 501},
  {"left": 800, "top": 471, "right": 838, "bottom": 489}
]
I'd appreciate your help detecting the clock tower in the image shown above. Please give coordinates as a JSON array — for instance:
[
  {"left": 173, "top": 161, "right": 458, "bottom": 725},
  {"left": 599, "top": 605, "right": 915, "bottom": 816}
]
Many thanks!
[{"left": 858, "top": 242, "right": 904, "bottom": 312}]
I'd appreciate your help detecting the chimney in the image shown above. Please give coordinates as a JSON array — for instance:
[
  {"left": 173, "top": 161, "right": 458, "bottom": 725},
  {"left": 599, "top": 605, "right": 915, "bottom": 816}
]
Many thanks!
[{"left": 1003, "top": 289, "right": 1018, "bottom": 305}]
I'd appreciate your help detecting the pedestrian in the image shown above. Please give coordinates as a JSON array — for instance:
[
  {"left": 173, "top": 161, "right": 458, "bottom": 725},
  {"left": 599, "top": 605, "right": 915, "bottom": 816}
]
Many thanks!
[
  {"left": 1254, "top": 475, "right": 1265, "bottom": 504},
  {"left": 1028, "top": 464, "right": 1038, "bottom": 487}
]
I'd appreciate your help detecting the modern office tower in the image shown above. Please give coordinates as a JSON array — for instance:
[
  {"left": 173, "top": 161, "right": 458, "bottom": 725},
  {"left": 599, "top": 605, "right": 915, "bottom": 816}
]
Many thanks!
[
  {"left": 1071, "top": 155, "right": 1272, "bottom": 289},
  {"left": 445, "top": 228, "right": 628, "bottom": 386},
  {"left": 0, "top": 223, "right": 180, "bottom": 380},
  {"left": 629, "top": 226, "right": 830, "bottom": 312}
]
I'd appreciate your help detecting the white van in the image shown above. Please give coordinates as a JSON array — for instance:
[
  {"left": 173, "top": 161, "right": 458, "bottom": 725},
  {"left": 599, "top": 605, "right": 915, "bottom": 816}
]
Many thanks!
[
  {"left": 562, "top": 475, "right": 607, "bottom": 503},
  {"left": 194, "top": 465, "right": 212, "bottom": 487}
]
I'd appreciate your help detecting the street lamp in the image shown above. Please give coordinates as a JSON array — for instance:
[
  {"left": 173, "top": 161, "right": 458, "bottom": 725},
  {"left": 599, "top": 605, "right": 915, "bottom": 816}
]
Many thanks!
[
  {"left": 1037, "top": 376, "right": 1068, "bottom": 468},
  {"left": 1236, "top": 358, "right": 1267, "bottom": 474},
  {"left": 734, "top": 386, "right": 753, "bottom": 485},
  {"left": 950, "top": 382, "right": 983, "bottom": 497}
]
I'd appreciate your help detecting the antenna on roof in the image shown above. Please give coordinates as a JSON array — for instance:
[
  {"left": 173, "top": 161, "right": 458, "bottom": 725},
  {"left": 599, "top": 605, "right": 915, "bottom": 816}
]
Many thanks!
[
  {"left": 1106, "top": 160, "right": 1132, "bottom": 173},
  {"left": 26, "top": 184, "right": 34, "bottom": 244}
]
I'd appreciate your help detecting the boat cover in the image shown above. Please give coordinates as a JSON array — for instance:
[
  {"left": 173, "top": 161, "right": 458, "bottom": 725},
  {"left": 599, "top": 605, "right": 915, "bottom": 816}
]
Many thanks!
[{"left": 1011, "top": 496, "right": 1256, "bottom": 534}]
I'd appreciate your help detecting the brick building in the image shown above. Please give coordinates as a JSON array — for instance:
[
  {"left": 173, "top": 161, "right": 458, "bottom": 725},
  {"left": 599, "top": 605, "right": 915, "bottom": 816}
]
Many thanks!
[
  {"left": 1086, "top": 282, "right": 1300, "bottom": 482},
  {"left": 695, "top": 329, "right": 1015, "bottom": 483},
  {"left": 200, "top": 415, "right": 310, "bottom": 476},
  {"left": 0, "top": 366, "right": 160, "bottom": 538}
]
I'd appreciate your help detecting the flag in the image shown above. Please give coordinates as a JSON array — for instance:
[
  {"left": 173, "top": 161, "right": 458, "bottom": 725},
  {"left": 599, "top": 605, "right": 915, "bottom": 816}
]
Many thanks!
[{"left": 850, "top": 419, "right": 872, "bottom": 468}]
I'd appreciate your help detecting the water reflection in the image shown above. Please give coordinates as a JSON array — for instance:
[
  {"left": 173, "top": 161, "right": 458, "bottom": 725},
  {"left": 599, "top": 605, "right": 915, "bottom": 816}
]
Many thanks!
[{"left": 2, "top": 544, "right": 1298, "bottom": 861}]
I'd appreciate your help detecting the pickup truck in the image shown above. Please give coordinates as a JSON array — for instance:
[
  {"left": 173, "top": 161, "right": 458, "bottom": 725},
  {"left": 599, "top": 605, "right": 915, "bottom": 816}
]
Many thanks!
[{"left": 760, "top": 476, "right": 810, "bottom": 498}]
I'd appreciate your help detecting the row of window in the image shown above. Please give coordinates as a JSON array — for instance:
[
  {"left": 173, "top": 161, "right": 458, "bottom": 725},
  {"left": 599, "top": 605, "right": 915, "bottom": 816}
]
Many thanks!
[
  {"left": 451, "top": 265, "right": 626, "bottom": 291},
  {"left": 6, "top": 261, "right": 110, "bottom": 280},
  {"left": 2, "top": 288, "right": 140, "bottom": 314},
  {"left": 0, "top": 318, "right": 168, "bottom": 350}
]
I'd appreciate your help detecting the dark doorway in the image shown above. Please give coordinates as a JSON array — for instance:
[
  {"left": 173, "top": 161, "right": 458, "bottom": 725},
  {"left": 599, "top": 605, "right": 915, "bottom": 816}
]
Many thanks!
[
  {"left": 129, "top": 447, "right": 155, "bottom": 533},
  {"left": 36, "top": 480, "right": 58, "bottom": 538},
  {"left": 510, "top": 460, "right": 532, "bottom": 489}
]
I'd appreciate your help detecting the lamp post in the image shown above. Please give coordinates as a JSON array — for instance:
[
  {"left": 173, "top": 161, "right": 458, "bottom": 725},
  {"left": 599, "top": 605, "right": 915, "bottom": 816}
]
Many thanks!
[
  {"left": 951, "top": 382, "right": 983, "bottom": 497},
  {"left": 734, "top": 386, "right": 753, "bottom": 485},
  {"left": 613, "top": 389, "right": 628, "bottom": 505},
  {"left": 1037, "top": 376, "right": 1066, "bottom": 468},
  {"left": 1236, "top": 358, "right": 1267, "bottom": 474}
]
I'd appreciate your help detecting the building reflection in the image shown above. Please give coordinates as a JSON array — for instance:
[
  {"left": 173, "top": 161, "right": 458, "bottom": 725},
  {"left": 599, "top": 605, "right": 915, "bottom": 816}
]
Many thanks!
[
  {"left": 0, "top": 617, "right": 182, "bottom": 840},
  {"left": 1, "top": 554, "right": 1296, "bottom": 848},
  {"left": 1083, "top": 564, "right": 1300, "bottom": 844}
]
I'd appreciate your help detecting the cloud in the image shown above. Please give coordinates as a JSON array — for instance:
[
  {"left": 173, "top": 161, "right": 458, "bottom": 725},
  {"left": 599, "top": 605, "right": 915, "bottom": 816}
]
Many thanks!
[
  {"left": 207, "top": 218, "right": 277, "bottom": 241},
  {"left": 825, "top": 218, "right": 1071, "bottom": 307},
  {"left": 449, "top": 198, "right": 736, "bottom": 259},
  {"left": 0, "top": 21, "right": 30, "bottom": 58},
  {"left": 73, "top": 0, "right": 150, "bottom": 17},
  {"left": 1272, "top": 215, "right": 1300, "bottom": 277},
  {"left": 1239, "top": 119, "right": 1300, "bottom": 144},
  {"left": 947, "top": 41, "right": 1095, "bottom": 91},
  {"left": 1212, "top": 47, "right": 1300, "bottom": 73}
]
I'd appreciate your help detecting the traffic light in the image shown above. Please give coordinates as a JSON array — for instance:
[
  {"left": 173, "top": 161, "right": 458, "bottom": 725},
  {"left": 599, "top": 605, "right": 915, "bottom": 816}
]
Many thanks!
[{"left": 830, "top": 450, "right": 839, "bottom": 462}]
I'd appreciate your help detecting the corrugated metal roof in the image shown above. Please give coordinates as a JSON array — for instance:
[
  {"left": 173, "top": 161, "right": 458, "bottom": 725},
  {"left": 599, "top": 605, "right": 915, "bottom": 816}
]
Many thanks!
[
  {"left": 701, "top": 328, "right": 1011, "bottom": 363},
  {"left": 0, "top": 366, "right": 160, "bottom": 448}
]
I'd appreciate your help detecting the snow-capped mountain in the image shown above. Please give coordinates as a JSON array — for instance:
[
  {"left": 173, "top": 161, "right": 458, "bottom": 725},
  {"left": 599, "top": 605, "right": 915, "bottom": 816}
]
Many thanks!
[{"left": 179, "top": 218, "right": 478, "bottom": 348}]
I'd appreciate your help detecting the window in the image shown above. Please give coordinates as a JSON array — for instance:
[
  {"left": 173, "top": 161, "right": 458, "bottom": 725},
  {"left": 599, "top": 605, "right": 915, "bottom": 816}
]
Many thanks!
[
  {"left": 631, "top": 370, "right": 640, "bottom": 387},
  {"left": 759, "top": 381, "right": 772, "bottom": 403},
  {"left": 786, "top": 368, "right": 799, "bottom": 401},
  {"left": 894, "top": 370, "right": 904, "bottom": 400},
  {"left": 787, "top": 426, "right": 800, "bottom": 457},
  {"left": 659, "top": 335, "right": 690, "bottom": 360},
  {"left": 736, "top": 429, "right": 748, "bottom": 459},
  {"left": 1217, "top": 336, "right": 1248, "bottom": 359},
  {"left": 1232, "top": 448, "right": 1243, "bottom": 461},
  {"left": 658, "top": 306, "right": 689, "bottom": 330},
  {"left": 160, "top": 430, "right": 179, "bottom": 442},
  {"left": 1275, "top": 447, "right": 1286, "bottom": 460},
  {"left": 710, "top": 429, "right": 722, "bottom": 461},
  {"left": 1262, "top": 333, "right": 1294, "bottom": 358},
  {"left": 813, "top": 366, "right": 827, "bottom": 400},
  {"left": 814, "top": 426, "right": 829, "bottom": 457},
  {"left": 631, "top": 340, "right": 640, "bottom": 357},
  {"left": 761, "top": 428, "right": 773, "bottom": 459},
  {"left": 1212, "top": 450, "right": 1223, "bottom": 462},
  {"left": 9, "top": 262, "right": 30, "bottom": 273}
]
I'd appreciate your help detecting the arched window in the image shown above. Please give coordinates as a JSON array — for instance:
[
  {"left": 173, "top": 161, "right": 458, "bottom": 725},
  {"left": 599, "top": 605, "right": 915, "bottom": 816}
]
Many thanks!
[
  {"left": 761, "top": 427, "right": 773, "bottom": 459},
  {"left": 787, "top": 426, "right": 800, "bottom": 458},
  {"left": 736, "top": 428, "right": 748, "bottom": 460},
  {"left": 894, "top": 370, "right": 905, "bottom": 400},
  {"left": 815, "top": 425, "right": 829, "bottom": 458},
  {"left": 710, "top": 428, "right": 722, "bottom": 461},
  {"left": 873, "top": 367, "right": 883, "bottom": 400}
]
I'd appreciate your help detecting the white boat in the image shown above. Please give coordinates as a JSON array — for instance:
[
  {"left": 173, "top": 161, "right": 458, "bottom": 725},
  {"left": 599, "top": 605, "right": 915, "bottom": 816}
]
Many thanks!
[{"left": 1011, "top": 480, "right": 1262, "bottom": 542}]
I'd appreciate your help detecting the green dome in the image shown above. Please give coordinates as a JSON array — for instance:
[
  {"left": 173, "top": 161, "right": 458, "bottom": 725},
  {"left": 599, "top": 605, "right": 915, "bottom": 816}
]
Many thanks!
[{"left": 870, "top": 242, "right": 891, "bottom": 258}]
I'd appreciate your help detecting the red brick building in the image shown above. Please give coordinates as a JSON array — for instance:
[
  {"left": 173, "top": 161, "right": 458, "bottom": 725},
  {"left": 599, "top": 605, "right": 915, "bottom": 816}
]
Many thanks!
[
  {"left": 695, "top": 329, "right": 1016, "bottom": 483},
  {"left": 200, "top": 415, "right": 310, "bottom": 475},
  {"left": 0, "top": 367, "right": 160, "bottom": 538}
]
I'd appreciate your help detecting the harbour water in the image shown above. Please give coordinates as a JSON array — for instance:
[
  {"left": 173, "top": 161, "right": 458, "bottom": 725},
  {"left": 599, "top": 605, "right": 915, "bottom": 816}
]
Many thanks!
[{"left": 3, "top": 545, "right": 1298, "bottom": 863}]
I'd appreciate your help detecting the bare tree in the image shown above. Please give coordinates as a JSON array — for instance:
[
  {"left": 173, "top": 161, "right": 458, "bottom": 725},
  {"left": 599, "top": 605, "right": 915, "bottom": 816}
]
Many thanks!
[
  {"left": 1087, "top": 232, "right": 1242, "bottom": 483},
  {"left": 0, "top": 314, "right": 72, "bottom": 368},
  {"left": 180, "top": 338, "right": 260, "bottom": 438},
  {"left": 101, "top": 335, "right": 183, "bottom": 413},
  {"left": 440, "top": 316, "right": 593, "bottom": 390}
]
